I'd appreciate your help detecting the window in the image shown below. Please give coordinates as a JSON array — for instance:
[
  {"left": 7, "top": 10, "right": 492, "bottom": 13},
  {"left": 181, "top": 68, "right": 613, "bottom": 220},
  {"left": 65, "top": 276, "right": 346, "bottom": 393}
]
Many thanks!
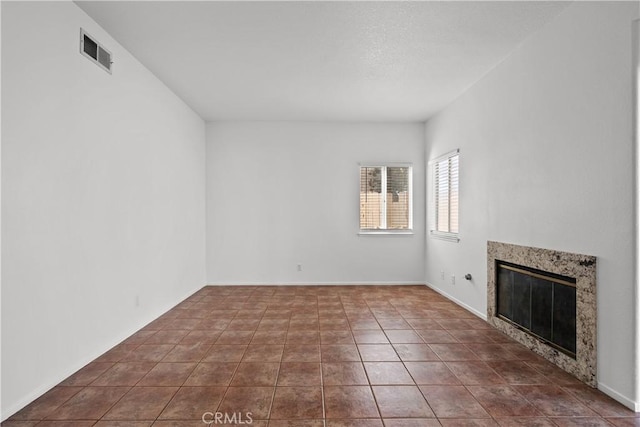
[
  {"left": 359, "top": 164, "right": 413, "bottom": 234},
  {"left": 429, "top": 149, "right": 459, "bottom": 241}
]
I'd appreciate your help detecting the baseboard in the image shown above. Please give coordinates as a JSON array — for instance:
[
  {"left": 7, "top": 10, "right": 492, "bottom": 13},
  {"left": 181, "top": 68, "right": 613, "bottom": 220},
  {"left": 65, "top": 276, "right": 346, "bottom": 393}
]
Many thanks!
[
  {"left": 597, "top": 382, "right": 639, "bottom": 412},
  {"left": 1, "top": 284, "right": 203, "bottom": 422},
  {"left": 424, "top": 281, "right": 487, "bottom": 320},
  {"left": 206, "top": 281, "right": 425, "bottom": 286}
]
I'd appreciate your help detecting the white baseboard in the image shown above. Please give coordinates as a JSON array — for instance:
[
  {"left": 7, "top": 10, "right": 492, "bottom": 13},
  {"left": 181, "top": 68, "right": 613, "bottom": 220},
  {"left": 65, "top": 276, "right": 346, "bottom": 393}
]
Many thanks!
[
  {"left": 424, "top": 281, "right": 487, "bottom": 320},
  {"left": 206, "top": 281, "right": 425, "bottom": 286},
  {"left": 597, "top": 382, "right": 639, "bottom": 412},
  {"left": 1, "top": 284, "right": 203, "bottom": 422}
]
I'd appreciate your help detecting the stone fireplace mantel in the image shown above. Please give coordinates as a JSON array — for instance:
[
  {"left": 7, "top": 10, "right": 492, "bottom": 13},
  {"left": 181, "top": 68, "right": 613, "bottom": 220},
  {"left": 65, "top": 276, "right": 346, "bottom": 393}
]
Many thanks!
[{"left": 487, "top": 241, "right": 597, "bottom": 386}]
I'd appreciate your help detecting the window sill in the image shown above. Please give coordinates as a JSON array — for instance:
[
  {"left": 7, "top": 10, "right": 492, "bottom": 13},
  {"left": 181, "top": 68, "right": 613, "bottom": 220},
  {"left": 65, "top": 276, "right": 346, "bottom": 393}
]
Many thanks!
[
  {"left": 430, "top": 231, "right": 460, "bottom": 242},
  {"left": 358, "top": 230, "right": 414, "bottom": 236}
]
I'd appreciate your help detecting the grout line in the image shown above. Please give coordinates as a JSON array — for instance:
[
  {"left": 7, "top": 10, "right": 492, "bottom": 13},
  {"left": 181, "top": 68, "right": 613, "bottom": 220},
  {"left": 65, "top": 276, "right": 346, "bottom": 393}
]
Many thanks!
[{"left": 317, "top": 297, "right": 328, "bottom": 425}]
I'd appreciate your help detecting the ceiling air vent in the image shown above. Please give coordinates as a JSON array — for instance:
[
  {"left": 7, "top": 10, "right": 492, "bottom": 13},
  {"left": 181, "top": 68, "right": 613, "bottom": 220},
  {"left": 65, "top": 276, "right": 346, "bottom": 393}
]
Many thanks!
[{"left": 80, "top": 28, "right": 112, "bottom": 73}]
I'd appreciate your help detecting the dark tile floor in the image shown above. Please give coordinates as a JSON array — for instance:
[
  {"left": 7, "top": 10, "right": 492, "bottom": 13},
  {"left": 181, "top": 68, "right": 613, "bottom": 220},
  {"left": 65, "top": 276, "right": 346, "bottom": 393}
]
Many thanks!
[{"left": 4, "top": 285, "right": 639, "bottom": 426}]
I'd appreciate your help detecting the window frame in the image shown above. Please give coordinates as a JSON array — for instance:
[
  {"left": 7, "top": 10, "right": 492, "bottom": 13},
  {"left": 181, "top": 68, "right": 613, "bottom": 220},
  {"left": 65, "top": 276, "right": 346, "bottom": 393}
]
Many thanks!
[
  {"left": 358, "top": 162, "right": 414, "bottom": 236},
  {"left": 429, "top": 149, "right": 460, "bottom": 242}
]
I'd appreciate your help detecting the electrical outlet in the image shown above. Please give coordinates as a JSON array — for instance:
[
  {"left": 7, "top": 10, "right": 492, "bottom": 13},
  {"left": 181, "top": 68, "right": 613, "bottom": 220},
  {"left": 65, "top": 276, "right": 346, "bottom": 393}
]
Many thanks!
[
  {"left": 440, "top": 270, "right": 445, "bottom": 280},
  {"left": 297, "top": 264, "right": 302, "bottom": 272},
  {"left": 451, "top": 275, "right": 456, "bottom": 285}
]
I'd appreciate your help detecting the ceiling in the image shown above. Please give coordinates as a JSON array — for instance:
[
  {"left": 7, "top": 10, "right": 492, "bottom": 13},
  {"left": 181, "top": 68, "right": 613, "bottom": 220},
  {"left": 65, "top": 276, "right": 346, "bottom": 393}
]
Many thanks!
[{"left": 76, "top": 1, "right": 571, "bottom": 122}]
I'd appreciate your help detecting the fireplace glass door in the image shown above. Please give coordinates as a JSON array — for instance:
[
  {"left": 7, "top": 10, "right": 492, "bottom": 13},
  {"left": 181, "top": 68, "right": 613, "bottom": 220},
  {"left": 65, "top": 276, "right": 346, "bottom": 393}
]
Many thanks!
[{"left": 496, "top": 261, "right": 577, "bottom": 357}]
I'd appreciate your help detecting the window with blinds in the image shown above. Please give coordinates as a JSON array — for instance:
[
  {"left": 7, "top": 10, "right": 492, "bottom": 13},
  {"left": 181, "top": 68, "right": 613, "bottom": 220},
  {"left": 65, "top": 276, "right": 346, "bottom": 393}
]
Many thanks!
[
  {"left": 359, "top": 164, "right": 413, "bottom": 233},
  {"left": 430, "top": 150, "right": 459, "bottom": 241}
]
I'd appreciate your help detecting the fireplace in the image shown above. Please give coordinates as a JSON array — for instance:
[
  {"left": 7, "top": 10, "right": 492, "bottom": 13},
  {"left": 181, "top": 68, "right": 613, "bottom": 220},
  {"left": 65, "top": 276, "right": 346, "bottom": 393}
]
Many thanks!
[
  {"left": 487, "top": 241, "right": 596, "bottom": 386},
  {"left": 496, "top": 261, "right": 576, "bottom": 358}
]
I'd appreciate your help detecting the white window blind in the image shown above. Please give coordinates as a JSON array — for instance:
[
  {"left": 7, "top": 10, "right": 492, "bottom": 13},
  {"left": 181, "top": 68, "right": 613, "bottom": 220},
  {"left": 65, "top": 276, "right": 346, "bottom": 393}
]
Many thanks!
[
  {"left": 359, "top": 164, "right": 413, "bottom": 234},
  {"left": 430, "top": 150, "right": 459, "bottom": 241}
]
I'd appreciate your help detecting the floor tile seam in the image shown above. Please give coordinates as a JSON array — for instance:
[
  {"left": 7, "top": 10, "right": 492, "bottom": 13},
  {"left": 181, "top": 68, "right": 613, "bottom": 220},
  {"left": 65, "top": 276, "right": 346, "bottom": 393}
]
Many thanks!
[
  {"left": 521, "top": 360, "right": 566, "bottom": 386},
  {"left": 362, "top": 301, "right": 386, "bottom": 332},
  {"left": 478, "top": 382, "right": 576, "bottom": 420},
  {"left": 353, "top": 352, "right": 387, "bottom": 420},
  {"left": 360, "top": 384, "right": 383, "bottom": 420},
  {"left": 399, "top": 359, "right": 439, "bottom": 389},
  {"left": 425, "top": 385, "right": 496, "bottom": 423},
  {"left": 214, "top": 310, "right": 263, "bottom": 345},
  {"left": 233, "top": 352, "right": 281, "bottom": 387},
  {"left": 113, "top": 341, "right": 146, "bottom": 363},
  {"left": 421, "top": 343, "right": 448, "bottom": 362},
  {"left": 124, "top": 342, "right": 181, "bottom": 365},
  {"left": 441, "top": 358, "right": 505, "bottom": 386},
  {"left": 6, "top": 385, "right": 86, "bottom": 423},
  {"left": 557, "top": 385, "right": 619, "bottom": 418},
  {"left": 88, "top": 357, "right": 157, "bottom": 387},
  {"left": 88, "top": 384, "right": 135, "bottom": 423},
  {"left": 258, "top": 382, "right": 278, "bottom": 422},
  {"left": 32, "top": 414, "right": 110, "bottom": 423},
  {"left": 359, "top": 340, "right": 416, "bottom": 387},
  {"left": 319, "top": 351, "right": 327, "bottom": 422},
  {"left": 208, "top": 321, "right": 258, "bottom": 401},
  {"left": 514, "top": 384, "right": 609, "bottom": 419},
  {"left": 197, "top": 347, "right": 243, "bottom": 387},
  {"left": 142, "top": 383, "right": 183, "bottom": 425},
  {"left": 485, "top": 360, "right": 551, "bottom": 386},
  {"left": 435, "top": 382, "right": 494, "bottom": 419}
]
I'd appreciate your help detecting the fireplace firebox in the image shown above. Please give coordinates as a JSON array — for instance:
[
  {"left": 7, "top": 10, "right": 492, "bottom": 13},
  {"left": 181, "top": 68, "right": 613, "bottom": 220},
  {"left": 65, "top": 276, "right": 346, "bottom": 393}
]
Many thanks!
[{"left": 496, "top": 261, "right": 576, "bottom": 358}]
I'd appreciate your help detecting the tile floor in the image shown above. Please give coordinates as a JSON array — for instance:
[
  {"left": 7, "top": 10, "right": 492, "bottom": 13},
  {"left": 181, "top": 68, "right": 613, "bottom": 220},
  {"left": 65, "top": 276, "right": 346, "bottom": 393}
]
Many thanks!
[{"left": 4, "top": 285, "right": 640, "bottom": 426}]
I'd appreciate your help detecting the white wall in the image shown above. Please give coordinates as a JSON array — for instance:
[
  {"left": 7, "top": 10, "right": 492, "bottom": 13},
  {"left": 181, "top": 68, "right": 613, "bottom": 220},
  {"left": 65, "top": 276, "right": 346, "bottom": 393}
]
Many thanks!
[
  {"left": 634, "top": 15, "right": 640, "bottom": 412},
  {"left": 1, "top": 1, "right": 206, "bottom": 418},
  {"left": 424, "top": 2, "right": 639, "bottom": 409},
  {"left": 206, "top": 122, "right": 425, "bottom": 285},
  {"left": 1, "top": 1, "right": 4, "bottom": 416},
  {"left": 0, "top": 0, "right": 2, "bottom": 414}
]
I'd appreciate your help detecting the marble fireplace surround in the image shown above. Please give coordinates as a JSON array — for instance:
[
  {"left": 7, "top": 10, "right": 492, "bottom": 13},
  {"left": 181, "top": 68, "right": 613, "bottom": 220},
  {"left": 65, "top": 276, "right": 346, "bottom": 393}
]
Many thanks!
[{"left": 487, "top": 241, "right": 597, "bottom": 387}]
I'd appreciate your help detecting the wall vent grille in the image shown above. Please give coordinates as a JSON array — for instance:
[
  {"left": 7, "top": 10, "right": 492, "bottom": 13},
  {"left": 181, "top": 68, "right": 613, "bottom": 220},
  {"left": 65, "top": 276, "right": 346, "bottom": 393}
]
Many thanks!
[{"left": 80, "top": 28, "right": 112, "bottom": 73}]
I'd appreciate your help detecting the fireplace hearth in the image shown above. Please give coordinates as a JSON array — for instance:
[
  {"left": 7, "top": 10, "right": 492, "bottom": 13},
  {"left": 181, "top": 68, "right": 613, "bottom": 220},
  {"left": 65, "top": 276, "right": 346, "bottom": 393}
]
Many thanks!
[{"left": 487, "top": 241, "right": 596, "bottom": 386}]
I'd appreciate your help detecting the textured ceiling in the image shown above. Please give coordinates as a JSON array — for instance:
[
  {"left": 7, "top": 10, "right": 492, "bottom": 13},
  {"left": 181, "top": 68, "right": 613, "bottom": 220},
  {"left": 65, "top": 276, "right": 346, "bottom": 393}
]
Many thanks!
[{"left": 76, "top": 1, "right": 570, "bottom": 122}]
